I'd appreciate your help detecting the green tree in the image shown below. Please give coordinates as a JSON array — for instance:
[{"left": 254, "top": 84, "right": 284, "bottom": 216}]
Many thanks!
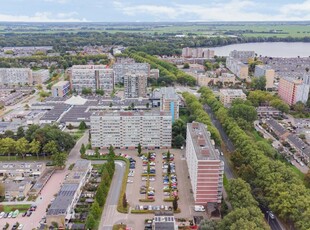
[
  {"left": 172, "top": 196, "right": 178, "bottom": 211},
  {"left": 95, "top": 186, "right": 106, "bottom": 207},
  {"left": 80, "top": 143, "right": 86, "bottom": 156},
  {"left": 95, "top": 89, "right": 104, "bottom": 95},
  {"left": 16, "top": 127, "right": 25, "bottom": 139},
  {"left": 293, "top": 101, "right": 305, "bottom": 113},
  {"left": 94, "top": 147, "right": 100, "bottom": 158},
  {"left": 4, "top": 130, "right": 14, "bottom": 139},
  {"left": 251, "top": 76, "right": 266, "bottom": 90},
  {"left": 122, "top": 193, "right": 127, "bottom": 209},
  {"left": 137, "top": 143, "right": 142, "bottom": 156},
  {"left": 183, "top": 63, "right": 190, "bottom": 69},
  {"left": 51, "top": 152, "right": 67, "bottom": 167},
  {"left": 15, "top": 137, "right": 29, "bottom": 159},
  {"left": 85, "top": 214, "right": 96, "bottom": 229},
  {"left": 173, "top": 134, "right": 185, "bottom": 148},
  {"left": 229, "top": 104, "right": 257, "bottom": 123},
  {"left": 43, "top": 141, "right": 58, "bottom": 155},
  {"left": 82, "top": 87, "right": 92, "bottom": 95},
  {"left": 0, "top": 183, "right": 5, "bottom": 198},
  {"left": 0, "top": 137, "right": 16, "bottom": 159},
  {"left": 91, "top": 200, "right": 101, "bottom": 219},
  {"left": 78, "top": 121, "right": 87, "bottom": 130},
  {"left": 199, "top": 219, "right": 219, "bottom": 230},
  {"left": 28, "top": 139, "right": 40, "bottom": 158}
]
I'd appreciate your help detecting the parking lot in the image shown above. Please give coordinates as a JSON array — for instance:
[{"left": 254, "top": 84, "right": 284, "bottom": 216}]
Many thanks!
[{"left": 123, "top": 149, "right": 205, "bottom": 229}]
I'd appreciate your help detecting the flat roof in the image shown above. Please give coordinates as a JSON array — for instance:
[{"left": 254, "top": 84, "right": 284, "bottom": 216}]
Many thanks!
[
  {"left": 47, "top": 183, "right": 79, "bottom": 216},
  {"left": 220, "top": 89, "right": 245, "bottom": 96},
  {"left": 91, "top": 110, "right": 171, "bottom": 117},
  {"left": 187, "top": 122, "right": 219, "bottom": 160}
]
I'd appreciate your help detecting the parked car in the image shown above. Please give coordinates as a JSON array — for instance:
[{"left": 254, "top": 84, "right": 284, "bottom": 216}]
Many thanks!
[
  {"left": 194, "top": 205, "right": 205, "bottom": 212},
  {"left": 22, "top": 212, "right": 27, "bottom": 217},
  {"left": 268, "top": 211, "right": 275, "bottom": 219},
  {"left": 26, "top": 211, "right": 32, "bottom": 217},
  {"left": 17, "top": 224, "right": 23, "bottom": 230},
  {"left": 3, "top": 213, "right": 9, "bottom": 218},
  {"left": 11, "top": 224, "right": 17, "bottom": 230},
  {"left": 8, "top": 212, "right": 13, "bottom": 218},
  {"left": 0, "top": 212, "right": 5, "bottom": 218}
]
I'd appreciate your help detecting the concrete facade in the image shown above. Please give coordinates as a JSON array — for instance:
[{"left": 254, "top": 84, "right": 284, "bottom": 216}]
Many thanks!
[
  {"left": 254, "top": 65, "right": 275, "bottom": 89},
  {"left": 90, "top": 111, "right": 172, "bottom": 149},
  {"left": 219, "top": 89, "right": 246, "bottom": 107},
  {"left": 0, "top": 68, "right": 33, "bottom": 85},
  {"left": 52, "top": 81, "right": 70, "bottom": 97},
  {"left": 226, "top": 57, "right": 249, "bottom": 79},
  {"left": 185, "top": 122, "right": 224, "bottom": 205},
  {"left": 124, "top": 72, "right": 147, "bottom": 98},
  {"left": 71, "top": 65, "right": 114, "bottom": 93},
  {"left": 113, "top": 63, "right": 150, "bottom": 83}
]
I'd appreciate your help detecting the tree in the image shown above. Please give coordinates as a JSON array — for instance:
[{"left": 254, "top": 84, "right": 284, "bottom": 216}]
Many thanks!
[
  {"left": 95, "top": 89, "right": 104, "bottom": 96},
  {"left": 137, "top": 143, "right": 142, "bottom": 156},
  {"left": 4, "top": 130, "right": 14, "bottom": 139},
  {"left": 51, "top": 152, "right": 67, "bottom": 167},
  {"left": 183, "top": 63, "right": 190, "bottom": 69},
  {"left": 199, "top": 219, "right": 219, "bottom": 230},
  {"left": 305, "top": 170, "right": 310, "bottom": 185},
  {"left": 80, "top": 143, "right": 86, "bottom": 156},
  {"left": 0, "top": 183, "right": 5, "bottom": 198},
  {"left": 94, "top": 147, "right": 100, "bottom": 158},
  {"left": 229, "top": 103, "right": 257, "bottom": 123},
  {"left": 85, "top": 214, "right": 96, "bottom": 229},
  {"left": 90, "top": 200, "right": 101, "bottom": 219},
  {"left": 78, "top": 121, "right": 87, "bottom": 130},
  {"left": 0, "top": 137, "right": 16, "bottom": 159},
  {"left": 251, "top": 76, "right": 266, "bottom": 90},
  {"left": 82, "top": 87, "right": 92, "bottom": 95},
  {"left": 122, "top": 193, "right": 127, "bottom": 209},
  {"left": 95, "top": 186, "right": 106, "bottom": 207},
  {"left": 167, "top": 150, "right": 171, "bottom": 162},
  {"left": 173, "top": 134, "right": 185, "bottom": 148},
  {"left": 16, "top": 138, "right": 29, "bottom": 159},
  {"left": 293, "top": 101, "right": 305, "bottom": 113},
  {"left": 67, "top": 123, "right": 74, "bottom": 130},
  {"left": 172, "top": 196, "right": 178, "bottom": 211},
  {"left": 108, "top": 145, "right": 115, "bottom": 159},
  {"left": 43, "top": 141, "right": 58, "bottom": 155},
  {"left": 16, "top": 127, "right": 25, "bottom": 139}
]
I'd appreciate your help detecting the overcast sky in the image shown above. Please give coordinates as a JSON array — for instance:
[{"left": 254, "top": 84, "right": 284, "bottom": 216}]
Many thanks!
[{"left": 0, "top": 0, "right": 310, "bottom": 22}]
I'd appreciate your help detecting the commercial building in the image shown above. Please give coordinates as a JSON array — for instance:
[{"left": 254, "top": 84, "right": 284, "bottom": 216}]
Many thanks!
[
  {"left": 278, "top": 77, "right": 310, "bottom": 106},
  {"left": 185, "top": 122, "right": 224, "bottom": 205},
  {"left": 113, "top": 62, "right": 150, "bottom": 83},
  {"left": 219, "top": 89, "right": 246, "bottom": 107},
  {"left": 52, "top": 81, "right": 70, "bottom": 97},
  {"left": 151, "top": 87, "right": 180, "bottom": 122},
  {"left": 70, "top": 65, "right": 114, "bottom": 93},
  {"left": 46, "top": 160, "right": 92, "bottom": 227},
  {"left": 0, "top": 68, "right": 33, "bottom": 85},
  {"left": 226, "top": 57, "right": 249, "bottom": 79},
  {"left": 90, "top": 111, "right": 172, "bottom": 149},
  {"left": 254, "top": 65, "right": 275, "bottom": 89},
  {"left": 124, "top": 72, "right": 147, "bottom": 98}
]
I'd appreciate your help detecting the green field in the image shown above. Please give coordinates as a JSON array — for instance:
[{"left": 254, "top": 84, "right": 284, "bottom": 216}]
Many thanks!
[
  {"left": 1, "top": 22, "right": 310, "bottom": 38},
  {"left": 1, "top": 204, "right": 31, "bottom": 213}
]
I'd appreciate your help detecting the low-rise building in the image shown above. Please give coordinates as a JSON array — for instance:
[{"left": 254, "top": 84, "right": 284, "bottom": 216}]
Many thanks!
[
  {"left": 52, "top": 81, "right": 70, "bottom": 97},
  {"left": 46, "top": 160, "right": 92, "bottom": 227},
  {"left": 185, "top": 122, "right": 224, "bottom": 205},
  {"left": 90, "top": 111, "right": 172, "bottom": 149},
  {"left": 153, "top": 211, "right": 178, "bottom": 230},
  {"left": 219, "top": 89, "right": 246, "bottom": 107}
]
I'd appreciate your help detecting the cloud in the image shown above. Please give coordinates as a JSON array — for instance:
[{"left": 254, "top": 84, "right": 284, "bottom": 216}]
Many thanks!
[
  {"left": 0, "top": 12, "right": 87, "bottom": 22},
  {"left": 113, "top": 0, "right": 310, "bottom": 21}
]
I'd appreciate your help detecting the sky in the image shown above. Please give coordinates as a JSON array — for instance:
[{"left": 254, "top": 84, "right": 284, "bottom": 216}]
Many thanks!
[{"left": 0, "top": 0, "right": 310, "bottom": 22}]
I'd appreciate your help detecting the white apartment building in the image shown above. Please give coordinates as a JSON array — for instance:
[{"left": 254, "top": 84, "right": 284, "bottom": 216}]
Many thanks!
[
  {"left": 0, "top": 68, "right": 33, "bottom": 85},
  {"left": 226, "top": 57, "right": 249, "bottom": 79},
  {"left": 113, "top": 63, "right": 150, "bottom": 83},
  {"left": 186, "top": 122, "right": 224, "bottom": 205},
  {"left": 181, "top": 47, "right": 215, "bottom": 59},
  {"left": 70, "top": 65, "right": 114, "bottom": 93},
  {"left": 219, "top": 89, "right": 246, "bottom": 107},
  {"left": 124, "top": 72, "right": 147, "bottom": 98},
  {"left": 229, "top": 50, "right": 255, "bottom": 63},
  {"left": 90, "top": 111, "right": 172, "bottom": 149}
]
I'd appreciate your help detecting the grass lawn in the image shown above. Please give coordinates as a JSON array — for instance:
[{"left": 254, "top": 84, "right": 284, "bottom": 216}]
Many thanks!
[
  {"left": 223, "top": 174, "right": 229, "bottom": 190},
  {"left": 1, "top": 204, "right": 31, "bottom": 213},
  {"left": 70, "top": 130, "right": 85, "bottom": 140}
]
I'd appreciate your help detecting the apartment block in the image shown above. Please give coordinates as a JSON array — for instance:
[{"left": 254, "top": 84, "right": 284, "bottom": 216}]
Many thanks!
[
  {"left": 71, "top": 65, "right": 114, "bottom": 93},
  {"left": 219, "top": 89, "right": 246, "bottom": 107},
  {"left": 124, "top": 72, "right": 147, "bottom": 98},
  {"left": 186, "top": 122, "right": 224, "bottom": 205},
  {"left": 113, "top": 63, "right": 150, "bottom": 83},
  {"left": 150, "top": 69, "right": 160, "bottom": 79},
  {"left": 254, "top": 65, "right": 275, "bottom": 89},
  {"left": 32, "top": 69, "right": 50, "bottom": 84},
  {"left": 90, "top": 111, "right": 172, "bottom": 149},
  {"left": 46, "top": 160, "right": 92, "bottom": 227},
  {"left": 226, "top": 57, "right": 249, "bottom": 79},
  {"left": 182, "top": 47, "right": 215, "bottom": 59},
  {"left": 278, "top": 77, "right": 310, "bottom": 106},
  {"left": 52, "top": 81, "right": 70, "bottom": 97},
  {"left": 0, "top": 68, "right": 33, "bottom": 85},
  {"left": 151, "top": 87, "right": 180, "bottom": 122},
  {"left": 229, "top": 50, "right": 255, "bottom": 63}
]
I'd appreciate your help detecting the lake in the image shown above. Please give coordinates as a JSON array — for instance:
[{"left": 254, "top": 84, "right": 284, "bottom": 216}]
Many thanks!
[{"left": 209, "top": 42, "right": 310, "bottom": 58}]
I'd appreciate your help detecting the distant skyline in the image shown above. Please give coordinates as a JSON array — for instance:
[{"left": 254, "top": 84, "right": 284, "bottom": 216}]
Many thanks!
[{"left": 0, "top": 0, "right": 310, "bottom": 22}]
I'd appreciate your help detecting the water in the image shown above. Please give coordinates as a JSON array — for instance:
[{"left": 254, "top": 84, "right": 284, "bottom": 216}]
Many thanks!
[{"left": 210, "top": 42, "right": 310, "bottom": 58}]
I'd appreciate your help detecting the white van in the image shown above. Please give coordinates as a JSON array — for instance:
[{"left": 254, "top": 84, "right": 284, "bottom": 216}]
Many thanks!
[{"left": 194, "top": 205, "right": 205, "bottom": 212}]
